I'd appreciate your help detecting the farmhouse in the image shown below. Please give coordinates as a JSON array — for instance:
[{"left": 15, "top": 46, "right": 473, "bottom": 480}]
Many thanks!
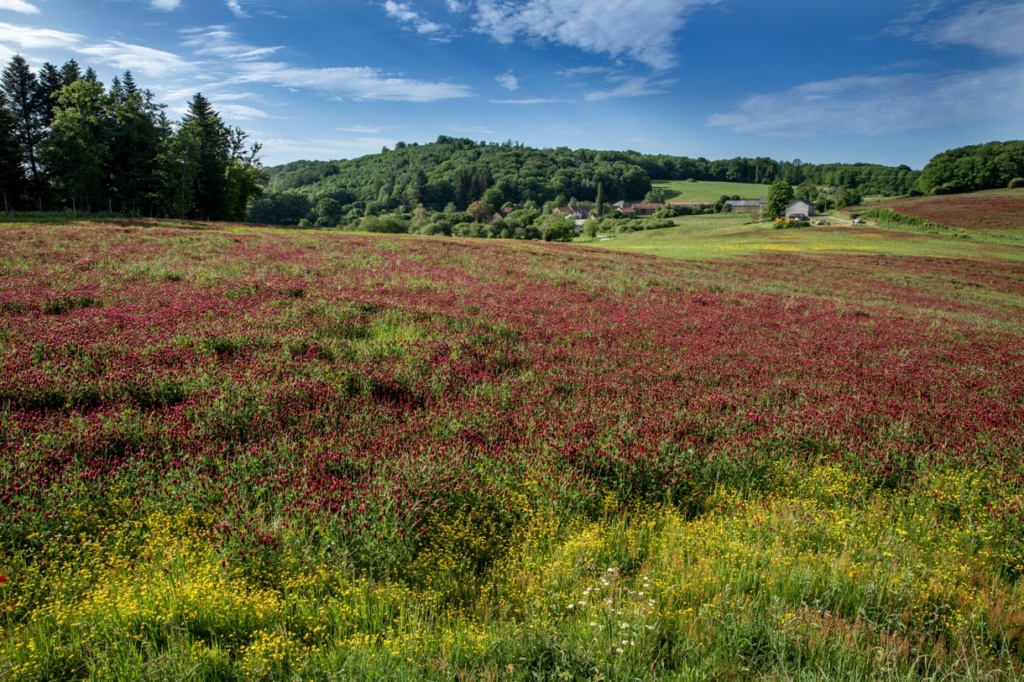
[
  {"left": 785, "top": 199, "right": 816, "bottom": 220},
  {"left": 570, "top": 203, "right": 595, "bottom": 220},
  {"left": 614, "top": 201, "right": 665, "bottom": 218},
  {"left": 725, "top": 198, "right": 767, "bottom": 214},
  {"left": 631, "top": 203, "right": 662, "bottom": 217}
]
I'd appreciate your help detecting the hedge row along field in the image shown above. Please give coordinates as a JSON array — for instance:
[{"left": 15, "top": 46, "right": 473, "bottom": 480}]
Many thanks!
[{"left": 2, "top": 223, "right": 1024, "bottom": 680}]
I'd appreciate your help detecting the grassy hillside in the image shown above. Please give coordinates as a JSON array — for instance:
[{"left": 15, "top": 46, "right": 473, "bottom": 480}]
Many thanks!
[
  {"left": 651, "top": 179, "right": 769, "bottom": 203},
  {"left": 2, "top": 220, "right": 1024, "bottom": 679},
  {"left": 866, "top": 187, "right": 1024, "bottom": 231},
  {"left": 593, "top": 207, "right": 1024, "bottom": 262}
]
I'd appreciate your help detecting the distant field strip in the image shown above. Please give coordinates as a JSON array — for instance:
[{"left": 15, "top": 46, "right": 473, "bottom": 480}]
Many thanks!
[{"left": 650, "top": 179, "right": 769, "bottom": 203}]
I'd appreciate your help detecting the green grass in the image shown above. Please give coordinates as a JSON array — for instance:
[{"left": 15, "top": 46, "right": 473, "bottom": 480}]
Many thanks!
[
  {"left": 588, "top": 213, "right": 1024, "bottom": 261},
  {"left": 650, "top": 179, "right": 770, "bottom": 203}
]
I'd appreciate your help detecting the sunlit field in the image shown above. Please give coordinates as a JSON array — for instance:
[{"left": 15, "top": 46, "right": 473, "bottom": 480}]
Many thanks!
[
  {"left": 2, "top": 220, "right": 1024, "bottom": 680},
  {"left": 650, "top": 179, "right": 770, "bottom": 203}
]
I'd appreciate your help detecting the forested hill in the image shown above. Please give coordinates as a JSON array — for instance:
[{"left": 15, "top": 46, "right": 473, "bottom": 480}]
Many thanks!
[
  {"left": 919, "top": 141, "right": 1024, "bottom": 194},
  {"left": 253, "top": 137, "right": 920, "bottom": 224}
]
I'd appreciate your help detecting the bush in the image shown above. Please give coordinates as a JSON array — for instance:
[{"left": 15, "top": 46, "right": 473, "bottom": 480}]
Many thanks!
[
  {"left": 359, "top": 215, "right": 409, "bottom": 233},
  {"left": 1009, "top": 178, "right": 1024, "bottom": 189}
]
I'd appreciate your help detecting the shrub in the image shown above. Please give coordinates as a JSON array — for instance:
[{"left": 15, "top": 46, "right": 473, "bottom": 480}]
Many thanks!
[{"left": 1009, "top": 177, "right": 1024, "bottom": 189}]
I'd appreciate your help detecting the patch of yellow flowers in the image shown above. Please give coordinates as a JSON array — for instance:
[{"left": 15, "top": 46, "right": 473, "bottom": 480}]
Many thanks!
[{"left": 3, "top": 465, "right": 1023, "bottom": 679}]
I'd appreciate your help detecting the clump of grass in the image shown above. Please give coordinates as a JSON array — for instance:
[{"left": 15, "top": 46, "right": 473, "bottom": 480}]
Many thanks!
[{"left": 41, "top": 295, "right": 99, "bottom": 315}]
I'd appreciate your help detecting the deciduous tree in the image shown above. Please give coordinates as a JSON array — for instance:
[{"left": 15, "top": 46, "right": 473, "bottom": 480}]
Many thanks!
[{"left": 765, "top": 179, "right": 795, "bottom": 218}]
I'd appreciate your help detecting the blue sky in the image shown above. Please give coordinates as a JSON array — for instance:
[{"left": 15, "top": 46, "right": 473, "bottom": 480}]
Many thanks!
[{"left": 1, "top": 0, "right": 1022, "bottom": 168}]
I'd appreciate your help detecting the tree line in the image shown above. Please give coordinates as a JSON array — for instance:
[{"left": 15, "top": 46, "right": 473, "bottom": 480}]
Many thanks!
[
  {"left": 251, "top": 136, "right": 922, "bottom": 227},
  {"left": 918, "top": 141, "right": 1024, "bottom": 194},
  {"left": 0, "top": 56, "right": 263, "bottom": 219}
]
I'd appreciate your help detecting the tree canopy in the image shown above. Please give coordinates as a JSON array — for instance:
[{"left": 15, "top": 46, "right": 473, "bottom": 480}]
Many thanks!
[
  {"left": 919, "top": 141, "right": 1024, "bottom": 194},
  {"left": 765, "top": 180, "right": 795, "bottom": 219},
  {"left": 0, "top": 55, "right": 264, "bottom": 219},
  {"left": 259, "top": 137, "right": 923, "bottom": 227}
]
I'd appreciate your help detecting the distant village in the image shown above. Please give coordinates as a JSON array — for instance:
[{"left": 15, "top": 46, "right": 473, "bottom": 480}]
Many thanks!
[{"left": 535, "top": 197, "right": 819, "bottom": 222}]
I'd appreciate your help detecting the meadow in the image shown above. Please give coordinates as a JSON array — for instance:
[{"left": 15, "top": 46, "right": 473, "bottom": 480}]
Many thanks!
[
  {"left": 649, "top": 179, "right": 769, "bottom": 203},
  {"left": 1, "top": 217, "right": 1024, "bottom": 680}
]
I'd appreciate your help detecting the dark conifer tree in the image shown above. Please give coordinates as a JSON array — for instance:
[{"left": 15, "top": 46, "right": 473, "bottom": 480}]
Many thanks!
[
  {"left": 0, "top": 93, "right": 25, "bottom": 209},
  {"left": 174, "top": 93, "right": 229, "bottom": 220},
  {"left": 2, "top": 56, "right": 48, "bottom": 208}
]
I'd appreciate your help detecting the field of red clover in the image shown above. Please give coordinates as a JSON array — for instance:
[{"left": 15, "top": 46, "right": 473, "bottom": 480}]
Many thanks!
[{"left": 2, "top": 222, "right": 1024, "bottom": 680}]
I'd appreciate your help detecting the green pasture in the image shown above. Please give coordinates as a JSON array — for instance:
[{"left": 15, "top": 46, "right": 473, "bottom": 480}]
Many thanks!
[
  {"left": 649, "top": 179, "right": 769, "bottom": 203},
  {"left": 588, "top": 213, "right": 1024, "bottom": 261}
]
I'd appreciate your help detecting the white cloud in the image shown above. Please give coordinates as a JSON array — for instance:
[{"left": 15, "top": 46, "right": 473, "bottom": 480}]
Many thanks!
[
  {"left": 383, "top": 1, "right": 449, "bottom": 37},
  {"left": 495, "top": 70, "right": 518, "bottom": 90},
  {"left": 885, "top": 0, "right": 945, "bottom": 37},
  {"left": 707, "top": 65, "right": 1024, "bottom": 136},
  {"left": 217, "top": 103, "right": 269, "bottom": 120},
  {"left": 0, "top": 0, "right": 40, "bottom": 14},
  {"left": 233, "top": 61, "right": 472, "bottom": 102},
  {"left": 585, "top": 76, "right": 672, "bottom": 101},
  {"left": 471, "top": 0, "right": 720, "bottom": 69},
  {"left": 336, "top": 124, "right": 392, "bottom": 133},
  {"left": 180, "top": 26, "right": 282, "bottom": 61},
  {"left": 490, "top": 97, "right": 562, "bottom": 104},
  {"left": 78, "top": 41, "right": 193, "bottom": 78},
  {"left": 260, "top": 136, "right": 400, "bottom": 163},
  {"left": 922, "top": 1, "right": 1024, "bottom": 56},
  {"left": 226, "top": 0, "right": 250, "bottom": 19},
  {"left": 0, "top": 22, "right": 82, "bottom": 49},
  {"left": 446, "top": 0, "right": 468, "bottom": 10},
  {"left": 150, "top": 0, "right": 182, "bottom": 10},
  {"left": 450, "top": 124, "right": 496, "bottom": 135},
  {"left": 556, "top": 65, "right": 610, "bottom": 78}
]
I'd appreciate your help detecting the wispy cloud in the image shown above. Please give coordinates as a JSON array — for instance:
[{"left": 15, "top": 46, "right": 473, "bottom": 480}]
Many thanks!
[
  {"left": 261, "top": 135, "right": 400, "bottom": 163},
  {"left": 449, "top": 124, "right": 496, "bottom": 135},
  {"left": 495, "top": 70, "right": 518, "bottom": 91},
  {"left": 336, "top": 124, "right": 393, "bottom": 134},
  {"left": 556, "top": 65, "right": 610, "bottom": 78},
  {"left": 885, "top": 0, "right": 945, "bottom": 37},
  {"left": 471, "top": 0, "right": 721, "bottom": 69},
  {"left": 216, "top": 103, "right": 269, "bottom": 120},
  {"left": 489, "top": 97, "right": 563, "bottom": 104},
  {"left": 79, "top": 41, "right": 193, "bottom": 78},
  {"left": 446, "top": 0, "right": 468, "bottom": 11},
  {"left": 0, "top": 0, "right": 40, "bottom": 14},
  {"left": 383, "top": 1, "right": 449, "bottom": 38},
  {"left": 0, "top": 21, "right": 82, "bottom": 49},
  {"left": 707, "top": 65, "right": 1024, "bottom": 136},
  {"left": 232, "top": 61, "right": 472, "bottom": 102},
  {"left": 180, "top": 26, "right": 283, "bottom": 61},
  {"left": 226, "top": 0, "right": 250, "bottom": 19},
  {"left": 921, "top": 1, "right": 1024, "bottom": 56},
  {"left": 150, "top": 0, "right": 182, "bottom": 11},
  {"left": 585, "top": 76, "right": 673, "bottom": 101}
]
